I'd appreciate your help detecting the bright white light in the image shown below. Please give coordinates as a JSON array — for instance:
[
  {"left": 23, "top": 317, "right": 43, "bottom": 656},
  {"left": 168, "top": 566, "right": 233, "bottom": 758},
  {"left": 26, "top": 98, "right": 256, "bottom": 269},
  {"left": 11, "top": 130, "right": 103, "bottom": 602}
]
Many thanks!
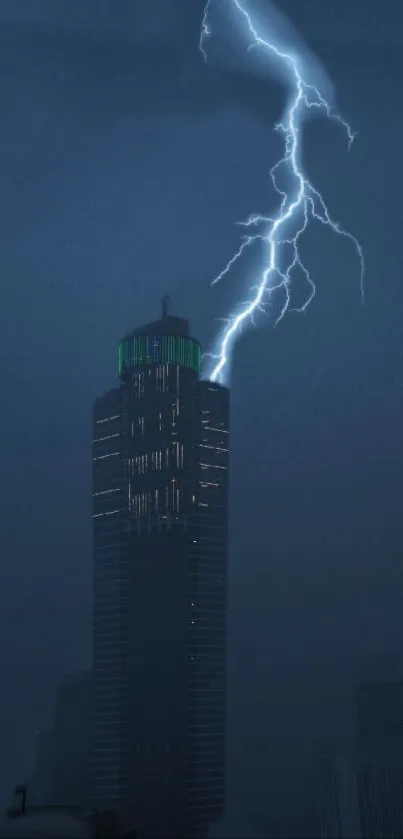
[{"left": 200, "top": 0, "right": 364, "bottom": 384}]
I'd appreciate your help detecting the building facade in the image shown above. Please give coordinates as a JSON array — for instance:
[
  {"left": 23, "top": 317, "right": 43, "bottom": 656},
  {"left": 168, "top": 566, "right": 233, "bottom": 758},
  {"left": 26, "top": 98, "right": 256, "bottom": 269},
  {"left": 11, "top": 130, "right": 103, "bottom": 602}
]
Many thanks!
[{"left": 92, "top": 311, "right": 230, "bottom": 837}]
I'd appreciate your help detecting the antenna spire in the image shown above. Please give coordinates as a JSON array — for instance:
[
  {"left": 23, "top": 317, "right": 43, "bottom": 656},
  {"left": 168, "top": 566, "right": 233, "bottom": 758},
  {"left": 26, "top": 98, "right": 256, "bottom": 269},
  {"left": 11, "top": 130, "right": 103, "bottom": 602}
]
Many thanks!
[{"left": 161, "top": 294, "right": 170, "bottom": 319}]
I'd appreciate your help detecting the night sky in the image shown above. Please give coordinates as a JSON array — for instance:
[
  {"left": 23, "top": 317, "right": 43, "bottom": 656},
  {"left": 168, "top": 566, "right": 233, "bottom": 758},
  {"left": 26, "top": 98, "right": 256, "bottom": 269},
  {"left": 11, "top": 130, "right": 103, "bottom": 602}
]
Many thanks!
[{"left": 1, "top": 1, "right": 403, "bottom": 835}]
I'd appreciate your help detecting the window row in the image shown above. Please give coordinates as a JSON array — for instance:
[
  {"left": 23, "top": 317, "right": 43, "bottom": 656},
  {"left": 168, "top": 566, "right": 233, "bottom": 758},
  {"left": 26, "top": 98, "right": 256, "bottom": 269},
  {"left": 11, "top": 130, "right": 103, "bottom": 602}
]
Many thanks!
[
  {"left": 129, "top": 483, "right": 181, "bottom": 518},
  {"left": 127, "top": 441, "right": 184, "bottom": 476}
]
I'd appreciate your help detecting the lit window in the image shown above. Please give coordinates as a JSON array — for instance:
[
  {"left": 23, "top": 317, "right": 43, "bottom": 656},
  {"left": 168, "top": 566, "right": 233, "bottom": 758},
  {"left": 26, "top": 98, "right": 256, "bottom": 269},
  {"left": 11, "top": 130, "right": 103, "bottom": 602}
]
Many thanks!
[
  {"left": 95, "top": 415, "right": 119, "bottom": 425},
  {"left": 92, "top": 433, "right": 120, "bottom": 443}
]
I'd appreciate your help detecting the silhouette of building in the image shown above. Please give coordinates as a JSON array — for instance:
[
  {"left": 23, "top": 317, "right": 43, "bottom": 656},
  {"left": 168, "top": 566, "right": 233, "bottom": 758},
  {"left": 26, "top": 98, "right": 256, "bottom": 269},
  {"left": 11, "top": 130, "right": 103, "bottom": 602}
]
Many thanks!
[
  {"left": 355, "top": 681, "right": 403, "bottom": 838},
  {"left": 356, "top": 680, "right": 403, "bottom": 761},
  {"left": 318, "top": 682, "right": 403, "bottom": 839},
  {"left": 30, "top": 672, "right": 91, "bottom": 809},
  {"left": 30, "top": 730, "right": 53, "bottom": 804},
  {"left": 51, "top": 672, "right": 92, "bottom": 808},
  {"left": 317, "top": 756, "right": 361, "bottom": 838},
  {"left": 92, "top": 307, "right": 230, "bottom": 838}
]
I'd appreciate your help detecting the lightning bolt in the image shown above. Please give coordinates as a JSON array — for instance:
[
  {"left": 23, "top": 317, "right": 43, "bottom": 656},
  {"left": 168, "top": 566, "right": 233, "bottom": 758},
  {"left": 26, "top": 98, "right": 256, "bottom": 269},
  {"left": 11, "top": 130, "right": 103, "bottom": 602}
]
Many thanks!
[{"left": 200, "top": 0, "right": 364, "bottom": 384}]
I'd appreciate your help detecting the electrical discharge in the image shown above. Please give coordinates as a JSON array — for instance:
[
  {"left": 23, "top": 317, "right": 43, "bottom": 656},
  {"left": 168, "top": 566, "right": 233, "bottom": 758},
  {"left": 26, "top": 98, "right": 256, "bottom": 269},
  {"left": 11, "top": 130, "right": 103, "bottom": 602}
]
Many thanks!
[{"left": 200, "top": 0, "right": 364, "bottom": 383}]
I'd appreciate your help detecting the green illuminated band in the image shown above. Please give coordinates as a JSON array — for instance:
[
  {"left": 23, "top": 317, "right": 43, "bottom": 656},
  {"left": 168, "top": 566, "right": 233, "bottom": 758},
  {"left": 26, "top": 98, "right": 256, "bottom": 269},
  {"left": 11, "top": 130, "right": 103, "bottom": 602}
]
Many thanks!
[{"left": 118, "top": 334, "right": 201, "bottom": 376}]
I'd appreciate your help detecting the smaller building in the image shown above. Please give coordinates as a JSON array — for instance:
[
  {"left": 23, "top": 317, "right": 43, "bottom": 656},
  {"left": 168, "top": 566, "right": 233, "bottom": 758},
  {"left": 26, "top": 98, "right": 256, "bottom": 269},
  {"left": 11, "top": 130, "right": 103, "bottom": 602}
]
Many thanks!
[
  {"left": 355, "top": 681, "right": 403, "bottom": 838},
  {"left": 30, "top": 671, "right": 91, "bottom": 808},
  {"left": 317, "top": 678, "right": 403, "bottom": 839},
  {"left": 317, "top": 755, "right": 361, "bottom": 839},
  {"left": 356, "top": 680, "right": 403, "bottom": 762}
]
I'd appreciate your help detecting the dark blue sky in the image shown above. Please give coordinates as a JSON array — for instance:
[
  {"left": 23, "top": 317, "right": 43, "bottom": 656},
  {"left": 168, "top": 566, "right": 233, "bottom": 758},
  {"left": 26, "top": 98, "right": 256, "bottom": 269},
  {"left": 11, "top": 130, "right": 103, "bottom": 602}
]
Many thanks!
[{"left": 0, "top": 1, "right": 402, "bottom": 835}]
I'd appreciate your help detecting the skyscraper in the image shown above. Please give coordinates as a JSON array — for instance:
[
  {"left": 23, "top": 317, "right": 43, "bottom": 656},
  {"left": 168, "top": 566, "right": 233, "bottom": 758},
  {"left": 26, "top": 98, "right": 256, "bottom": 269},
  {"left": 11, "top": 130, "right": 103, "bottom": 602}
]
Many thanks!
[{"left": 92, "top": 307, "right": 230, "bottom": 838}]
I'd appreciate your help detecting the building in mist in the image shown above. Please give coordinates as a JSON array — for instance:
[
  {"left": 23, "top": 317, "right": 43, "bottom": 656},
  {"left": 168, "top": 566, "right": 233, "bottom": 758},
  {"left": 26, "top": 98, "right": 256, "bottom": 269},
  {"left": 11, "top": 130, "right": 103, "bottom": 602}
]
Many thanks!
[
  {"left": 318, "top": 681, "right": 403, "bottom": 839},
  {"left": 317, "top": 752, "right": 403, "bottom": 839},
  {"left": 29, "top": 730, "right": 53, "bottom": 805},
  {"left": 30, "top": 672, "right": 91, "bottom": 809},
  {"left": 356, "top": 680, "right": 403, "bottom": 760},
  {"left": 92, "top": 306, "right": 230, "bottom": 838},
  {"left": 50, "top": 672, "right": 92, "bottom": 808},
  {"left": 355, "top": 681, "right": 403, "bottom": 839},
  {"left": 317, "top": 756, "right": 361, "bottom": 839}
]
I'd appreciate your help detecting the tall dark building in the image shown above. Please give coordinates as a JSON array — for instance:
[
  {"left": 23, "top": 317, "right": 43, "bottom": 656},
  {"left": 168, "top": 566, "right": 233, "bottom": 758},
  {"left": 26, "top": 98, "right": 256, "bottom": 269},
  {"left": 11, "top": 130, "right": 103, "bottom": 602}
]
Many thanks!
[
  {"left": 355, "top": 681, "right": 403, "bottom": 839},
  {"left": 92, "top": 308, "right": 230, "bottom": 838}
]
